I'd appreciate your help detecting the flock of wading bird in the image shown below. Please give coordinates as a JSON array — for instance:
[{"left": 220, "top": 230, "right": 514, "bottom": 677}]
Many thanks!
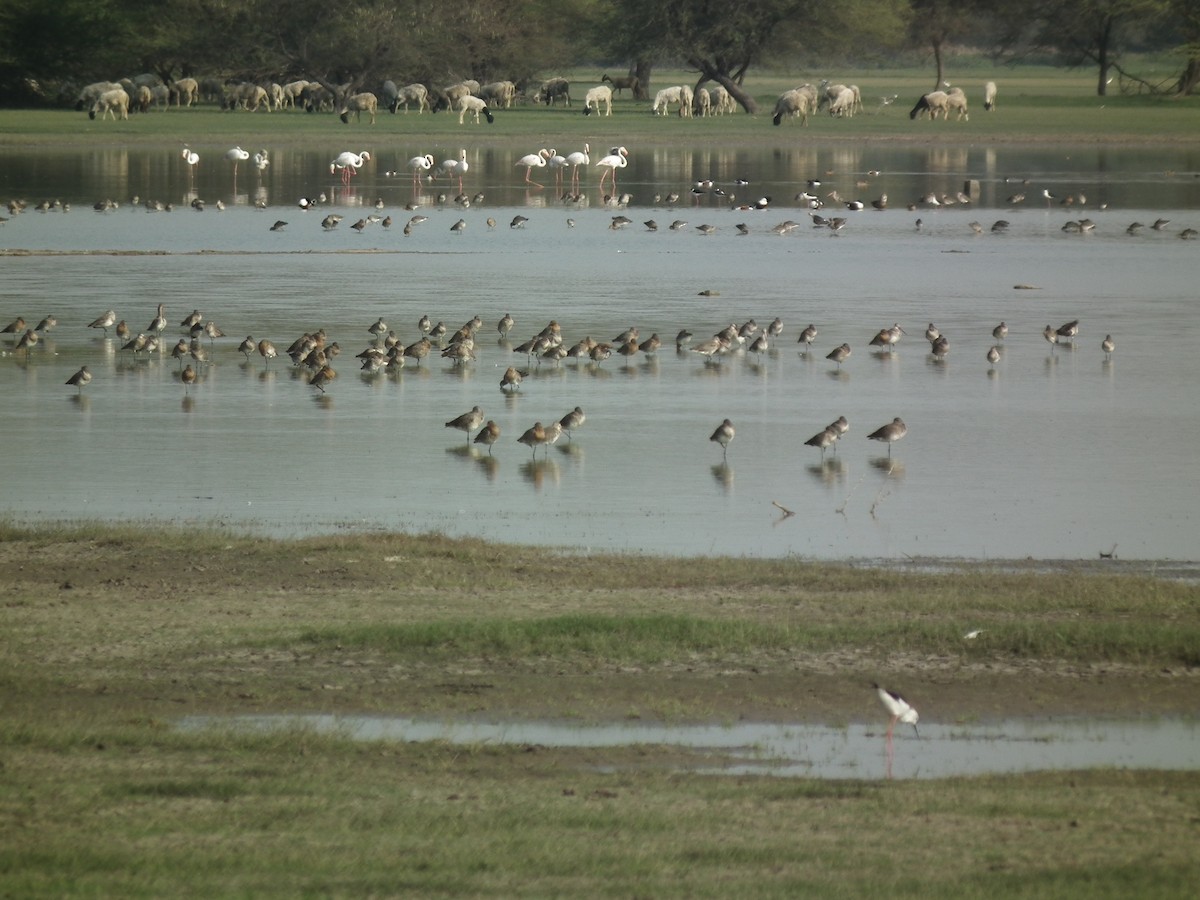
[{"left": 3, "top": 302, "right": 1108, "bottom": 462}]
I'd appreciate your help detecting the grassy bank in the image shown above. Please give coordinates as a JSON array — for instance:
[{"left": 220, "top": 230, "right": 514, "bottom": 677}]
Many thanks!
[
  {"left": 2, "top": 66, "right": 1197, "bottom": 149},
  {"left": 2, "top": 523, "right": 1198, "bottom": 896}
]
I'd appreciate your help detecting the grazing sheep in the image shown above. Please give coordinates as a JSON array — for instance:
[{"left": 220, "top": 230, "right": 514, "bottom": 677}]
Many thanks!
[
  {"left": 281, "top": 79, "right": 311, "bottom": 109},
  {"left": 601, "top": 73, "right": 639, "bottom": 98},
  {"left": 693, "top": 86, "right": 711, "bottom": 116},
  {"left": 711, "top": 85, "right": 736, "bottom": 115},
  {"left": 391, "top": 82, "right": 429, "bottom": 113},
  {"left": 89, "top": 88, "right": 130, "bottom": 121},
  {"left": 299, "top": 83, "right": 334, "bottom": 112},
  {"left": 75, "top": 81, "right": 121, "bottom": 111},
  {"left": 984, "top": 80, "right": 997, "bottom": 111},
  {"left": 171, "top": 77, "right": 199, "bottom": 107},
  {"left": 583, "top": 84, "right": 613, "bottom": 116},
  {"left": 652, "top": 85, "right": 685, "bottom": 116},
  {"left": 478, "top": 80, "right": 516, "bottom": 109},
  {"left": 945, "top": 86, "right": 969, "bottom": 120},
  {"left": 267, "top": 82, "right": 284, "bottom": 110},
  {"left": 909, "top": 90, "right": 949, "bottom": 120},
  {"left": 540, "top": 77, "right": 571, "bottom": 106},
  {"left": 457, "top": 94, "right": 494, "bottom": 124},
  {"left": 828, "top": 86, "right": 857, "bottom": 117},
  {"left": 678, "top": 85, "right": 693, "bottom": 117},
  {"left": 198, "top": 77, "right": 225, "bottom": 104},
  {"left": 772, "top": 85, "right": 817, "bottom": 126},
  {"left": 435, "top": 82, "right": 474, "bottom": 113},
  {"left": 149, "top": 84, "right": 170, "bottom": 109},
  {"left": 130, "top": 84, "right": 152, "bottom": 113},
  {"left": 226, "top": 82, "right": 271, "bottom": 112},
  {"left": 339, "top": 92, "right": 378, "bottom": 124}
]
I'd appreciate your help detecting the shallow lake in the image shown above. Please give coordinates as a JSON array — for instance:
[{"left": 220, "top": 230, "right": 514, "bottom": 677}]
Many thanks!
[
  {"left": 2, "top": 143, "right": 1199, "bottom": 560},
  {"left": 178, "top": 713, "right": 1200, "bottom": 780}
]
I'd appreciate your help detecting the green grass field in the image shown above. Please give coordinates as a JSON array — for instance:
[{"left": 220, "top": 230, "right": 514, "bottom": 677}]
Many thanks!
[
  {"left": 1, "top": 524, "right": 1198, "bottom": 896},
  {"left": 3, "top": 66, "right": 1197, "bottom": 149}
]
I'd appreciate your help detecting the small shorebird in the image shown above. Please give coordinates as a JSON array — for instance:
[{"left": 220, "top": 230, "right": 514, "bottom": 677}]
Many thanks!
[
  {"left": 88, "top": 309, "right": 117, "bottom": 336},
  {"left": 827, "top": 416, "right": 849, "bottom": 443},
  {"left": 867, "top": 417, "right": 907, "bottom": 454},
  {"left": 559, "top": 406, "right": 586, "bottom": 439},
  {"left": 238, "top": 336, "right": 256, "bottom": 360},
  {"left": 517, "top": 421, "right": 547, "bottom": 457},
  {"left": 1101, "top": 334, "right": 1115, "bottom": 360},
  {"left": 473, "top": 420, "right": 501, "bottom": 454},
  {"left": 1043, "top": 325, "right": 1059, "bottom": 350},
  {"left": 181, "top": 364, "right": 197, "bottom": 392},
  {"left": 309, "top": 364, "right": 336, "bottom": 393},
  {"left": 992, "top": 322, "right": 1008, "bottom": 341},
  {"left": 710, "top": 419, "right": 735, "bottom": 459},
  {"left": 691, "top": 335, "right": 729, "bottom": 362},
  {"left": 805, "top": 426, "right": 839, "bottom": 457},
  {"left": 1055, "top": 319, "right": 1079, "bottom": 342},
  {"left": 924, "top": 323, "right": 940, "bottom": 342},
  {"left": 826, "top": 343, "right": 851, "bottom": 368},
  {"left": 987, "top": 346, "right": 1001, "bottom": 365},
  {"left": 500, "top": 366, "right": 524, "bottom": 392},
  {"left": 497, "top": 313, "right": 515, "bottom": 338},
  {"left": 147, "top": 303, "right": 166, "bottom": 336},
  {"left": 445, "top": 406, "right": 484, "bottom": 442},
  {"left": 797, "top": 324, "right": 818, "bottom": 350},
  {"left": 66, "top": 365, "right": 92, "bottom": 393},
  {"left": 869, "top": 323, "right": 905, "bottom": 351},
  {"left": 257, "top": 339, "right": 278, "bottom": 367}
]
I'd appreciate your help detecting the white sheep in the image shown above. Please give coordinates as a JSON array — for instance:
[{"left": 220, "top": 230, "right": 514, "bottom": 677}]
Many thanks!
[
  {"left": 583, "top": 84, "right": 612, "bottom": 116},
  {"left": 710, "top": 85, "right": 735, "bottom": 115},
  {"left": 392, "top": 83, "right": 429, "bottom": 113},
  {"left": 281, "top": 80, "right": 311, "bottom": 109},
  {"left": 339, "top": 92, "right": 378, "bottom": 124},
  {"left": 457, "top": 94, "right": 494, "bottom": 124},
  {"left": 678, "top": 85, "right": 693, "bottom": 117},
  {"left": 89, "top": 88, "right": 130, "bottom": 121},
  {"left": 478, "top": 80, "right": 516, "bottom": 109},
  {"left": 909, "top": 90, "right": 949, "bottom": 120},
  {"left": 828, "top": 86, "right": 857, "bottom": 117},
  {"left": 945, "top": 86, "right": 969, "bottom": 120},
  {"left": 693, "top": 87, "right": 711, "bottom": 116},
  {"left": 226, "top": 82, "right": 271, "bottom": 112},
  {"left": 171, "top": 77, "right": 198, "bottom": 107},
  {"left": 772, "top": 85, "right": 817, "bottom": 126},
  {"left": 652, "top": 86, "right": 683, "bottom": 116},
  {"left": 984, "top": 80, "right": 997, "bottom": 111},
  {"left": 75, "top": 81, "right": 121, "bottom": 111}
]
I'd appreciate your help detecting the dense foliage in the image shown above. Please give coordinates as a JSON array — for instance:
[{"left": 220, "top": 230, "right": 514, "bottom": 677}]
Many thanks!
[{"left": 0, "top": 0, "right": 1194, "bottom": 104}]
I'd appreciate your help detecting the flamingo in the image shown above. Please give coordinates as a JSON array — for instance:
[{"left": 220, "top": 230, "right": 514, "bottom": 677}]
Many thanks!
[
  {"left": 407, "top": 153, "right": 434, "bottom": 187},
  {"left": 181, "top": 147, "right": 198, "bottom": 185},
  {"left": 515, "top": 148, "right": 550, "bottom": 187},
  {"left": 225, "top": 146, "right": 249, "bottom": 178},
  {"left": 253, "top": 149, "right": 269, "bottom": 172},
  {"left": 565, "top": 143, "right": 590, "bottom": 192},
  {"left": 439, "top": 149, "right": 469, "bottom": 192},
  {"left": 547, "top": 149, "right": 567, "bottom": 189},
  {"left": 596, "top": 145, "right": 628, "bottom": 193},
  {"left": 331, "top": 150, "right": 371, "bottom": 185}
]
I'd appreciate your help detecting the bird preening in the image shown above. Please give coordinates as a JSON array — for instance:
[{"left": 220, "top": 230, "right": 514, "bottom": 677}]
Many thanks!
[{"left": 874, "top": 682, "right": 920, "bottom": 777}]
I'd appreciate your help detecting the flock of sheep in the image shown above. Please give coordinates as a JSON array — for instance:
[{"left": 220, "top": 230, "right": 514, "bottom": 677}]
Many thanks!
[{"left": 71, "top": 71, "right": 998, "bottom": 127}]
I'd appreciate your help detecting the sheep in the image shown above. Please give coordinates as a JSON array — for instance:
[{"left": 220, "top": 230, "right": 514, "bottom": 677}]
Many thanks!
[
  {"left": 711, "top": 85, "right": 736, "bottom": 115},
  {"left": 457, "top": 94, "right": 494, "bottom": 124},
  {"left": 280, "top": 79, "right": 311, "bottom": 109},
  {"left": 170, "top": 77, "right": 198, "bottom": 107},
  {"left": 582, "top": 84, "right": 613, "bottom": 116},
  {"left": 267, "top": 82, "right": 284, "bottom": 110},
  {"left": 652, "top": 86, "right": 684, "bottom": 116},
  {"left": 909, "top": 90, "right": 949, "bottom": 120},
  {"left": 339, "top": 92, "right": 378, "bottom": 124},
  {"left": 984, "top": 80, "right": 997, "bottom": 111},
  {"left": 130, "top": 84, "right": 152, "bottom": 114},
  {"left": 678, "top": 85, "right": 694, "bottom": 117},
  {"left": 478, "top": 80, "right": 516, "bottom": 109},
  {"left": 772, "top": 85, "right": 817, "bottom": 126},
  {"left": 828, "top": 86, "right": 857, "bottom": 117},
  {"left": 945, "top": 86, "right": 969, "bottom": 120},
  {"left": 539, "top": 77, "right": 571, "bottom": 106},
  {"left": 300, "top": 83, "right": 334, "bottom": 112},
  {"left": 437, "top": 82, "right": 474, "bottom": 112},
  {"left": 693, "top": 87, "right": 710, "bottom": 116},
  {"left": 226, "top": 82, "right": 271, "bottom": 112},
  {"left": 75, "top": 81, "right": 121, "bottom": 111},
  {"left": 150, "top": 84, "right": 170, "bottom": 109},
  {"left": 601, "top": 73, "right": 639, "bottom": 98},
  {"left": 391, "top": 82, "right": 429, "bottom": 113},
  {"left": 89, "top": 87, "right": 130, "bottom": 121},
  {"left": 198, "top": 77, "right": 225, "bottom": 104}
]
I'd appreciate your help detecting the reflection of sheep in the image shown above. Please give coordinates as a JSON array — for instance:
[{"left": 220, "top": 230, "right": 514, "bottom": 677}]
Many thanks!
[
  {"left": 909, "top": 90, "right": 949, "bottom": 119},
  {"left": 392, "top": 83, "right": 429, "bottom": 113},
  {"left": 583, "top": 84, "right": 612, "bottom": 116},
  {"left": 457, "top": 94, "right": 494, "bottom": 124},
  {"left": 339, "top": 92, "right": 378, "bottom": 124},
  {"left": 984, "top": 80, "right": 997, "bottom": 111},
  {"left": 478, "top": 80, "right": 516, "bottom": 108},
  {"left": 540, "top": 77, "right": 571, "bottom": 106},
  {"left": 89, "top": 88, "right": 129, "bottom": 120},
  {"left": 772, "top": 85, "right": 817, "bottom": 126},
  {"left": 601, "top": 73, "right": 639, "bottom": 98}
]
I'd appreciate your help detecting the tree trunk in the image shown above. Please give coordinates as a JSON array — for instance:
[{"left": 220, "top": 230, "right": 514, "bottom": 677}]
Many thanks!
[
  {"left": 688, "top": 58, "right": 758, "bottom": 114},
  {"left": 1097, "top": 17, "right": 1113, "bottom": 96},
  {"left": 1177, "top": 57, "right": 1200, "bottom": 96},
  {"left": 633, "top": 59, "right": 653, "bottom": 102},
  {"left": 933, "top": 38, "right": 944, "bottom": 91}
]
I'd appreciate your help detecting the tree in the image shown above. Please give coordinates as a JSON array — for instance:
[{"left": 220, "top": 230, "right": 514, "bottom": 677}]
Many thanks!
[
  {"left": 1168, "top": 0, "right": 1200, "bottom": 95},
  {"left": 1030, "top": 0, "right": 1170, "bottom": 95},
  {"left": 908, "top": 0, "right": 978, "bottom": 90}
]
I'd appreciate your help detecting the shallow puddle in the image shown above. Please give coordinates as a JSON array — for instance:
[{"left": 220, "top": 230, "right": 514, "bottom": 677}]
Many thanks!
[{"left": 179, "top": 714, "right": 1200, "bottom": 779}]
